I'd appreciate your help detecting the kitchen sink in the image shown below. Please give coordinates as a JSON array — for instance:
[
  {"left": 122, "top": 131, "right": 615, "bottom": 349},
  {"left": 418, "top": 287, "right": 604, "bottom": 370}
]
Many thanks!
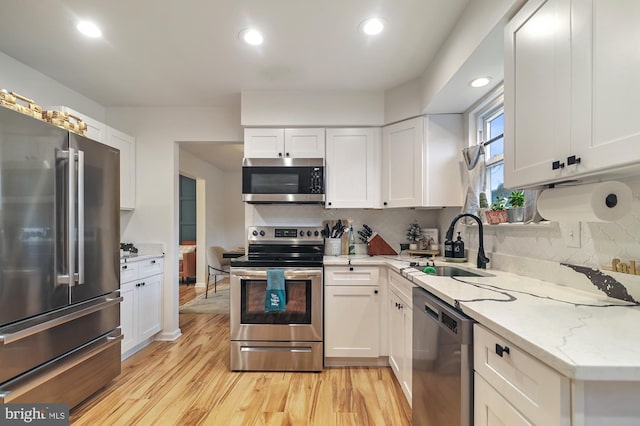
[{"left": 429, "top": 265, "right": 493, "bottom": 277}]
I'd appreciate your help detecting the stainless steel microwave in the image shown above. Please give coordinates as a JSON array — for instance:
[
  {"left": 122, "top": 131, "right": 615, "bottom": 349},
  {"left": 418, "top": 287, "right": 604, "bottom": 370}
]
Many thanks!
[{"left": 242, "top": 158, "right": 324, "bottom": 204}]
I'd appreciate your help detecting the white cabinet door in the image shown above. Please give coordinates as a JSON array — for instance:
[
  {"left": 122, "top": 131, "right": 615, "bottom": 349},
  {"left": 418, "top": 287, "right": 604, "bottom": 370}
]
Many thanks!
[
  {"left": 401, "top": 303, "right": 412, "bottom": 404},
  {"left": 325, "top": 128, "right": 381, "bottom": 208},
  {"left": 382, "top": 116, "right": 462, "bottom": 208},
  {"left": 137, "top": 274, "right": 162, "bottom": 341},
  {"left": 105, "top": 126, "right": 136, "bottom": 210},
  {"left": 475, "top": 373, "right": 534, "bottom": 426},
  {"left": 382, "top": 117, "right": 424, "bottom": 207},
  {"left": 388, "top": 270, "right": 413, "bottom": 406},
  {"left": 324, "top": 285, "right": 380, "bottom": 358},
  {"left": 388, "top": 291, "right": 403, "bottom": 377},
  {"left": 244, "top": 128, "right": 285, "bottom": 158},
  {"left": 284, "top": 128, "right": 325, "bottom": 158},
  {"left": 244, "top": 128, "right": 325, "bottom": 158},
  {"left": 505, "top": 0, "right": 640, "bottom": 189},
  {"left": 504, "top": 0, "right": 572, "bottom": 189},
  {"left": 571, "top": 0, "right": 640, "bottom": 176},
  {"left": 119, "top": 282, "right": 137, "bottom": 355}
]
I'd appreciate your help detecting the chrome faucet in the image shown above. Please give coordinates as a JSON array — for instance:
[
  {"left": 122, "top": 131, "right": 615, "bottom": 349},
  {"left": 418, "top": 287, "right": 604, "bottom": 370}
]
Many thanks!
[{"left": 445, "top": 213, "right": 490, "bottom": 269}]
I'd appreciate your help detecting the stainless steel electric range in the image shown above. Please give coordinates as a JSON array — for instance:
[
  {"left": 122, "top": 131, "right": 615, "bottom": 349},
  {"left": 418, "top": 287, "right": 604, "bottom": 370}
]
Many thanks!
[{"left": 229, "top": 226, "right": 324, "bottom": 372}]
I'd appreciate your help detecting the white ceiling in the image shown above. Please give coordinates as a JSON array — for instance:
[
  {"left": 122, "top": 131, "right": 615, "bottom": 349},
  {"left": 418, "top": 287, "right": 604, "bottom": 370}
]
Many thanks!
[{"left": 0, "top": 0, "right": 470, "bottom": 108}]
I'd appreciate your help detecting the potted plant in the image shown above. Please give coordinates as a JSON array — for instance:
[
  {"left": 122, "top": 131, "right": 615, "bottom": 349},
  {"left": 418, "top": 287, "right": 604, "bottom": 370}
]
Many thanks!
[
  {"left": 507, "top": 190, "right": 525, "bottom": 223},
  {"left": 406, "top": 221, "right": 423, "bottom": 250},
  {"left": 485, "top": 197, "right": 508, "bottom": 224}
]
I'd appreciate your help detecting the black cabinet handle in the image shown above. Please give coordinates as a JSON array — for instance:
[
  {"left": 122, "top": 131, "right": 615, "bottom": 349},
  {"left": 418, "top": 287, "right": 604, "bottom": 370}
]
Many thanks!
[
  {"left": 278, "top": 152, "right": 283, "bottom": 157},
  {"left": 374, "top": 289, "right": 378, "bottom": 294},
  {"left": 285, "top": 152, "right": 290, "bottom": 157},
  {"left": 495, "top": 343, "right": 510, "bottom": 357},
  {"left": 383, "top": 201, "right": 388, "bottom": 206},
  {"left": 122, "top": 265, "right": 127, "bottom": 270},
  {"left": 567, "top": 155, "right": 581, "bottom": 166},
  {"left": 349, "top": 267, "right": 354, "bottom": 271},
  {"left": 151, "top": 260, "right": 156, "bottom": 264},
  {"left": 552, "top": 160, "right": 565, "bottom": 170},
  {"left": 328, "top": 202, "right": 332, "bottom": 206}
]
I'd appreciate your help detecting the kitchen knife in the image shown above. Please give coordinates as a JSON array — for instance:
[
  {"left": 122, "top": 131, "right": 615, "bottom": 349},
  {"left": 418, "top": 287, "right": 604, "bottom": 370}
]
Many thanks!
[
  {"left": 359, "top": 236, "right": 368, "bottom": 244},
  {"left": 363, "top": 224, "right": 373, "bottom": 235},
  {"left": 358, "top": 230, "right": 370, "bottom": 240},
  {"left": 325, "top": 224, "right": 331, "bottom": 238}
]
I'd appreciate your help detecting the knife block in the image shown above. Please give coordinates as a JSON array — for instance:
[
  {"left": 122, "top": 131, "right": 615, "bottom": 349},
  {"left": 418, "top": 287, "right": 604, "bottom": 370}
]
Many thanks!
[{"left": 367, "top": 234, "right": 397, "bottom": 256}]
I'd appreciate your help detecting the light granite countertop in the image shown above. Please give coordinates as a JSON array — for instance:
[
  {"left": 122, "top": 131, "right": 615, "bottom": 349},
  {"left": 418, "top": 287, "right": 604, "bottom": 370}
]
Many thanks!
[{"left": 324, "top": 255, "right": 640, "bottom": 382}]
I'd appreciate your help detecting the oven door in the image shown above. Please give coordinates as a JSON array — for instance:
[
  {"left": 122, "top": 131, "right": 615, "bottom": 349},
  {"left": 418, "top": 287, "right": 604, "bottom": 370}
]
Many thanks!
[{"left": 230, "top": 267, "right": 322, "bottom": 342}]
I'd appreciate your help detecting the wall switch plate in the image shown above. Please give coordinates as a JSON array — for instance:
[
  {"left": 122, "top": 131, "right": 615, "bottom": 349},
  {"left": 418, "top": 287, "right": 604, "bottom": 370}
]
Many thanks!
[{"left": 562, "top": 222, "right": 581, "bottom": 248}]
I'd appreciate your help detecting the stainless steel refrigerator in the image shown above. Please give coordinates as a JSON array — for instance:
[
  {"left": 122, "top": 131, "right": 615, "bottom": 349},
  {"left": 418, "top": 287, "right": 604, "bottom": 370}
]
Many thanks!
[{"left": 0, "top": 107, "right": 121, "bottom": 407}]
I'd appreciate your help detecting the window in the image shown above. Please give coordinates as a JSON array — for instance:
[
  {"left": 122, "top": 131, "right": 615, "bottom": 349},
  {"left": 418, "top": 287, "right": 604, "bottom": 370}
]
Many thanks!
[{"left": 468, "top": 85, "right": 509, "bottom": 206}]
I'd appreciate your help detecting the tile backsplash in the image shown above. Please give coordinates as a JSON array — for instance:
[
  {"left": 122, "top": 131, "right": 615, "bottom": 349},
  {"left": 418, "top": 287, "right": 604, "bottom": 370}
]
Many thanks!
[{"left": 245, "top": 204, "right": 443, "bottom": 253}]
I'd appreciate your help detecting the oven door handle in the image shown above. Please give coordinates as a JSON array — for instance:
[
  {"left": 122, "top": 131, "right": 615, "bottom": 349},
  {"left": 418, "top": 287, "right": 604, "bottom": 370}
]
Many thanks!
[{"left": 232, "top": 270, "right": 322, "bottom": 280}]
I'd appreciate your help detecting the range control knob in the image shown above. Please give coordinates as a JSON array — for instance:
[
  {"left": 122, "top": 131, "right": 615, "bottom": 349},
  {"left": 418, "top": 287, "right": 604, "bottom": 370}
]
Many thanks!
[
  {"left": 306, "top": 230, "right": 312, "bottom": 236},
  {"left": 314, "top": 230, "right": 319, "bottom": 237},
  {"left": 299, "top": 230, "right": 305, "bottom": 237},
  {"left": 259, "top": 230, "right": 265, "bottom": 237},
  {"left": 252, "top": 230, "right": 258, "bottom": 236}
]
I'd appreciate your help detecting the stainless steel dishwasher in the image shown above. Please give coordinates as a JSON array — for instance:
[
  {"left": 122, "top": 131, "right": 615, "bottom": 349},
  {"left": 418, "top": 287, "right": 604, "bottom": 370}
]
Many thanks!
[{"left": 412, "top": 287, "right": 474, "bottom": 426}]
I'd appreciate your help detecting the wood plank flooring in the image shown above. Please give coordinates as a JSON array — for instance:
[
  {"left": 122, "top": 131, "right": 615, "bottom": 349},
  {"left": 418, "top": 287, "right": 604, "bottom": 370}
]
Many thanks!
[{"left": 70, "top": 311, "right": 412, "bottom": 425}]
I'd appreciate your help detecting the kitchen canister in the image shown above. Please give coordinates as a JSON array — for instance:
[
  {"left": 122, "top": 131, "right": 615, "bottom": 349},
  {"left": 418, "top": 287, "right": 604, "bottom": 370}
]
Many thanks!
[{"left": 325, "top": 238, "right": 342, "bottom": 256}]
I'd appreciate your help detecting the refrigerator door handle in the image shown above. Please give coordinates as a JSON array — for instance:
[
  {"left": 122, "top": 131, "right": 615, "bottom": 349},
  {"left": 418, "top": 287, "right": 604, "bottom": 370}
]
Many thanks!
[
  {"left": 68, "top": 147, "right": 76, "bottom": 287},
  {"left": 77, "top": 150, "right": 85, "bottom": 285}
]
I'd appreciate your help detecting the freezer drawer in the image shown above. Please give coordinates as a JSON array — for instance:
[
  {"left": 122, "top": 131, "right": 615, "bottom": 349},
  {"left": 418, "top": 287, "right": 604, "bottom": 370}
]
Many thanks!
[
  {"left": 0, "top": 293, "right": 121, "bottom": 384},
  {"left": 0, "top": 330, "right": 122, "bottom": 408}
]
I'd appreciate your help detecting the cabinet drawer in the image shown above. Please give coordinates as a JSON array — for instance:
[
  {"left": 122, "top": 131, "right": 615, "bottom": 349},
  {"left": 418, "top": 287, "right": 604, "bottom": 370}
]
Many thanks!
[
  {"left": 388, "top": 269, "right": 414, "bottom": 305},
  {"left": 324, "top": 266, "right": 379, "bottom": 286},
  {"left": 120, "top": 262, "right": 139, "bottom": 284},
  {"left": 138, "top": 257, "right": 163, "bottom": 277},
  {"left": 474, "top": 325, "right": 570, "bottom": 426}
]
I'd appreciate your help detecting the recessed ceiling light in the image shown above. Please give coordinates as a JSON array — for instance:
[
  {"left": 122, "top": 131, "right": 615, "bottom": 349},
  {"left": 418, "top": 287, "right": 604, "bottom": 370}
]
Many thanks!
[
  {"left": 240, "top": 29, "right": 264, "bottom": 46},
  {"left": 77, "top": 21, "right": 102, "bottom": 38},
  {"left": 470, "top": 77, "right": 492, "bottom": 88},
  {"left": 360, "top": 18, "right": 385, "bottom": 35}
]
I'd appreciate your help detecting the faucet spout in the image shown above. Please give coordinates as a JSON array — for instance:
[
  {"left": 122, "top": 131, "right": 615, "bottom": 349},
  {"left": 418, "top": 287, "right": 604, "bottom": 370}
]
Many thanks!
[{"left": 445, "top": 213, "right": 490, "bottom": 269}]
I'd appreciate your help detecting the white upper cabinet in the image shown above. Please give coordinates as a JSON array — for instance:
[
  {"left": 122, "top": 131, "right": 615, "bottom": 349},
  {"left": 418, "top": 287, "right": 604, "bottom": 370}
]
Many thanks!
[
  {"left": 382, "top": 115, "right": 463, "bottom": 208},
  {"left": 244, "top": 128, "right": 325, "bottom": 158},
  {"left": 105, "top": 126, "right": 136, "bottom": 210},
  {"left": 505, "top": 0, "right": 640, "bottom": 189},
  {"left": 325, "top": 128, "right": 381, "bottom": 208}
]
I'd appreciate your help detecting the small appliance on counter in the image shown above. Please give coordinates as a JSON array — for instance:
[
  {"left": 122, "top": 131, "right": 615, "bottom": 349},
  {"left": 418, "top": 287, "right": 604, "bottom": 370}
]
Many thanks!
[{"left": 120, "top": 242, "right": 138, "bottom": 258}]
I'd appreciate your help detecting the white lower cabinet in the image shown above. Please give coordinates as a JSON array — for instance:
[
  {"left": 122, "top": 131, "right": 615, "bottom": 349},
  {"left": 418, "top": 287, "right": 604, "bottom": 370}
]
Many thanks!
[
  {"left": 474, "top": 324, "right": 570, "bottom": 426},
  {"left": 120, "top": 257, "right": 164, "bottom": 359},
  {"left": 324, "top": 266, "right": 380, "bottom": 359},
  {"left": 388, "top": 270, "right": 413, "bottom": 406}
]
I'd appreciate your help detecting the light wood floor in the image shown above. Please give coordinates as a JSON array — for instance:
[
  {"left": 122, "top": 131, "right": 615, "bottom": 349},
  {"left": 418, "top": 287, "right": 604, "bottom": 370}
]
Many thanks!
[
  {"left": 70, "top": 299, "right": 411, "bottom": 425},
  {"left": 179, "top": 277, "right": 229, "bottom": 306}
]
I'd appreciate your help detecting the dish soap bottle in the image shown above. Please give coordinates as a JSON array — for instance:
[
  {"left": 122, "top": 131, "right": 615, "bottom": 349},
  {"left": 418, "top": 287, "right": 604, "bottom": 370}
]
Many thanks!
[
  {"left": 453, "top": 232, "right": 465, "bottom": 258},
  {"left": 348, "top": 226, "right": 356, "bottom": 255},
  {"left": 444, "top": 234, "right": 454, "bottom": 258}
]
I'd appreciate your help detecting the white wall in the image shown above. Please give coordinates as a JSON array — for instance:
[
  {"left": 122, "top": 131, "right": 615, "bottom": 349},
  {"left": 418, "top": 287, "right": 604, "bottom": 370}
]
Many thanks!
[
  {"left": 417, "top": 0, "right": 525, "bottom": 114},
  {"left": 383, "top": 78, "right": 423, "bottom": 125},
  {"left": 107, "top": 106, "right": 242, "bottom": 340},
  {"left": 241, "top": 90, "right": 385, "bottom": 126},
  {"left": 0, "top": 51, "right": 106, "bottom": 121}
]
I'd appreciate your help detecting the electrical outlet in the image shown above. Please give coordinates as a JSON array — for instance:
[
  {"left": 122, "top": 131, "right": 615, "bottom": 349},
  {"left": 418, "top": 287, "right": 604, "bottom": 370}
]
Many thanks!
[{"left": 562, "top": 222, "right": 581, "bottom": 248}]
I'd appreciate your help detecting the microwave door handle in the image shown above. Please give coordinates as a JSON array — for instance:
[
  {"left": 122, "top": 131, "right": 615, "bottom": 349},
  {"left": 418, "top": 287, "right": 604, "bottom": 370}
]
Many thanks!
[{"left": 77, "top": 150, "right": 85, "bottom": 285}]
